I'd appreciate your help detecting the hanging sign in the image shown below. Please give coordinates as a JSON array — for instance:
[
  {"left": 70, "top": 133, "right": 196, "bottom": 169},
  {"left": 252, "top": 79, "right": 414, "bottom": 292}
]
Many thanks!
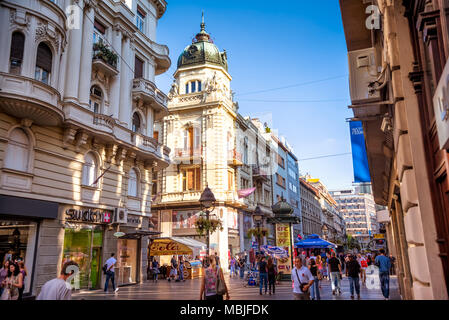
[{"left": 350, "top": 121, "right": 371, "bottom": 183}]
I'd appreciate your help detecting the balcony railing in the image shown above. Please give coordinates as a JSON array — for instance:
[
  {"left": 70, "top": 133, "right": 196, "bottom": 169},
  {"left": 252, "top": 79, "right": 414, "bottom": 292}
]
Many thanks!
[
  {"left": 174, "top": 147, "right": 202, "bottom": 158},
  {"left": 93, "top": 113, "right": 114, "bottom": 131},
  {"left": 252, "top": 166, "right": 270, "bottom": 180},
  {"left": 228, "top": 149, "right": 243, "bottom": 167},
  {"left": 132, "top": 78, "right": 168, "bottom": 111}
]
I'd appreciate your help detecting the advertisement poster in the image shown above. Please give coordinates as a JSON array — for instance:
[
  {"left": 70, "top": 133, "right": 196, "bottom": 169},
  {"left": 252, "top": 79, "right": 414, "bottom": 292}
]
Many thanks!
[
  {"left": 172, "top": 210, "right": 201, "bottom": 229},
  {"left": 350, "top": 121, "right": 371, "bottom": 183},
  {"left": 275, "top": 224, "right": 292, "bottom": 275}
]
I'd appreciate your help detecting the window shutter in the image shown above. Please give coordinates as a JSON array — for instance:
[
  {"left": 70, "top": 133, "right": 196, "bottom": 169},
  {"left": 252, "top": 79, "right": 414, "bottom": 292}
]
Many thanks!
[
  {"left": 187, "top": 169, "right": 194, "bottom": 190},
  {"left": 36, "top": 43, "right": 52, "bottom": 72},
  {"left": 10, "top": 32, "right": 25, "bottom": 61},
  {"left": 193, "top": 127, "right": 201, "bottom": 150},
  {"left": 195, "top": 168, "right": 201, "bottom": 190},
  {"left": 134, "top": 56, "right": 143, "bottom": 78}
]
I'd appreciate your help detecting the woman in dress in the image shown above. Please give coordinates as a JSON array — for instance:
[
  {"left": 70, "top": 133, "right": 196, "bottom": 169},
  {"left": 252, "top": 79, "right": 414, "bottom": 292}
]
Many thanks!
[
  {"left": 200, "top": 255, "right": 230, "bottom": 301},
  {"left": 0, "top": 262, "right": 23, "bottom": 300},
  {"left": 0, "top": 260, "right": 10, "bottom": 297}
]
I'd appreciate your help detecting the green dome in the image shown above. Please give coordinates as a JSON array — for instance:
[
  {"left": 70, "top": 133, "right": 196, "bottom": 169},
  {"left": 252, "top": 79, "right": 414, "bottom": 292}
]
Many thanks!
[{"left": 177, "top": 17, "right": 228, "bottom": 71}]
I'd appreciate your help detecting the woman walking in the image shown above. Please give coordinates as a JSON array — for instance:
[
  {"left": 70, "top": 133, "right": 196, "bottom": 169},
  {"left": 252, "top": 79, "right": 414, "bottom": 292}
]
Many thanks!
[
  {"left": 309, "top": 259, "right": 321, "bottom": 300},
  {"left": 200, "top": 255, "right": 230, "bottom": 301},
  {"left": 316, "top": 255, "right": 323, "bottom": 288},
  {"left": 267, "top": 257, "right": 277, "bottom": 295},
  {"left": 0, "top": 262, "right": 23, "bottom": 300}
]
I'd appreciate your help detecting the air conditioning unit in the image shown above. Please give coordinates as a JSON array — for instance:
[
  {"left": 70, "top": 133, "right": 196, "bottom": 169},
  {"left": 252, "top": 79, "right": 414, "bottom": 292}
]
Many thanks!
[
  {"left": 114, "top": 208, "right": 128, "bottom": 224},
  {"left": 348, "top": 47, "right": 381, "bottom": 104}
]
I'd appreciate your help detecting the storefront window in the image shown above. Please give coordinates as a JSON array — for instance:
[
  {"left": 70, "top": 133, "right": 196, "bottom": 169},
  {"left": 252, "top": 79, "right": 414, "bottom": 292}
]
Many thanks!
[
  {"left": 117, "top": 239, "right": 137, "bottom": 285},
  {"left": 0, "top": 220, "right": 37, "bottom": 295},
  {"left": 63, "top": 224, "right": 103, "bottom": 290}
]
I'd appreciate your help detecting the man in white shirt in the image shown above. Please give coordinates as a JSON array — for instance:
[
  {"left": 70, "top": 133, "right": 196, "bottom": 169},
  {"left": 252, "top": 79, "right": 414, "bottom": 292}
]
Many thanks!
[
  {"left": 37, "top": 260, "right": 78, "bottom": 300},
  {"left": 292, "top": 257, "right": 314, "bottom": 300},
  {"left": 104, "top": 253, "right": 118, "bottom": 293}
]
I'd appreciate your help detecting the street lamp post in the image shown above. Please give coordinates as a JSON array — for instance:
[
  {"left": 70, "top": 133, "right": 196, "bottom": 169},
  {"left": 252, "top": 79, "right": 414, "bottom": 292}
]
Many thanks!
[
  {"left": 253, "top": 206, "right": 263, "bottom": 253},
  {"left": 199, "top": 186, "right": 216, "bottom": 258}
]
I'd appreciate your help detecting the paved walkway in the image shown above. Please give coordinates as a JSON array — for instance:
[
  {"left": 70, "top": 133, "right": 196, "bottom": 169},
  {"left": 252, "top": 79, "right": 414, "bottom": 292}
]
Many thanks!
[{"left": 72, "top": 274, "right": 401, "bottom": 300}]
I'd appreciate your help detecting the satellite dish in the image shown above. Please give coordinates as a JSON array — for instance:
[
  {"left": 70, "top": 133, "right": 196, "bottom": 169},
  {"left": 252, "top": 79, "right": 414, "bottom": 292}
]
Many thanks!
[{"left": 114, "top": 232, "right": 125, "bottom": 238}]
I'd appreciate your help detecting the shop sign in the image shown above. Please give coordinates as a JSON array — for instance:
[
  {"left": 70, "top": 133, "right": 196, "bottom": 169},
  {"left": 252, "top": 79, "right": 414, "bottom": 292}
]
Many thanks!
[
  {"left": 150, "top": 239, "right": 192, "bottom": 255},
  {"left": 65, "top": 208, "right": 113, "bottom": 224},
  {"left": 373, "top": 233, "right": 385, "bottom": 239},
  {"left": 275, "top": 224, "right": 292, "bottom": 275},
  {"left": 126, "top": 215, "right": 142, "bottom": 227}
]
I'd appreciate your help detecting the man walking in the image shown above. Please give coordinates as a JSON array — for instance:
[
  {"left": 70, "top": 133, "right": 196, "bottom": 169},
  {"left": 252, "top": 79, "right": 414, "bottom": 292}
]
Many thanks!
[
  {"left": 328, "top": 252, "right": 342, "bottom": 295},
  {"left": 346, "top": 254, "right": 361, "bottom": 300},
  {"left": 104, "top": 253, "right": 118, "bottom": 293},
  {"left": 375, "top": 249, "right": 391, "bottom": 300},
  {"left": 37, "top": 261, "right": 79, "bottom": 300},
  {"left": 178, "top": 257, "right": 185, "bottom": 282},
  {"left": 292, "top": 257, "right": 314, "bottom": 300},
  {"left": 238, "top": 257, "right": 245, "bottom": 279},
  {"left": 258, "top": 256, "right": 268, "bottom": 295}
]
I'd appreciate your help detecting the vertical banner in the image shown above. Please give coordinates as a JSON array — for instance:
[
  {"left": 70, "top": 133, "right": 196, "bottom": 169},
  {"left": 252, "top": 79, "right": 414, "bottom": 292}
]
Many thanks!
[
  {"left": 349, "top": 121, "right": 371, "bottom": 183},
  {"left": 275, "top": 224, "right": 292, "bottom": 275}
]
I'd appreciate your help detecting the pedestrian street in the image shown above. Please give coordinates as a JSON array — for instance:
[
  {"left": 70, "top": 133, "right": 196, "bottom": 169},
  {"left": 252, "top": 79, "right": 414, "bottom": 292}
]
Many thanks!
[{"left": 72, "top": 274, "right": 401, "bottom": 301}]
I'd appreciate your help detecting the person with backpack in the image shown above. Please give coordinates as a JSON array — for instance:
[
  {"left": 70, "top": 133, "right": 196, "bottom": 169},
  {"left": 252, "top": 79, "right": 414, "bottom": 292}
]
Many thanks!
[
  {"left": 357, "top": 253, "right": 368, "bottom": 285},
  {"left": 104, "top": 253, "right": 118, "bottom": 293},
  {"left": 199, "top": 255, "right": 230, "bottom": 300},
  {"left": 375, "top": 249, "right": 391, "bottom": 300}
]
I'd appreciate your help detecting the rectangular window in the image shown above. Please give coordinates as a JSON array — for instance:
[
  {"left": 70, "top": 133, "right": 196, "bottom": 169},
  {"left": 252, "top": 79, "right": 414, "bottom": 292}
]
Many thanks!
[
  {"left": 182, "top": 168, "right": 201, "bottom": 191},
  {"left": 134, "top": 56, "right": 144, "bottom": 78},
  {"left": 197, "top": 81, "right": 202, "bottom": 91},
  {"left": 136, "top": 6, "right": 146, "bottom": 33},
  {"left": 151, "top": 172, "right": 158, "bottom": 195},
  {"left": 185, "top": 83, "right": 189, "bottom": 94},
  {"left": 228, "top": 170, "right": 234, "bottom": 190},
  {"left": 191, "top": 81, "right": 196, "bottom": 93},
  {"left": 277, "top": 154, "right": 285, "bottom": 168},
  {"left": 93, "top": 20, "right": 106, "bottom": 44}
]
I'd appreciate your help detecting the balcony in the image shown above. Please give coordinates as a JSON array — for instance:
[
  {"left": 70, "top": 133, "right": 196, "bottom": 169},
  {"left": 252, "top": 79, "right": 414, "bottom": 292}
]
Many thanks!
[
  {"left": 228, "top": 149, "right": 243, "bottom": 167},
  {"left": 0, "top": 72, "right": 63, "bottom": 126},
  {"left": 132, "top": 78, "right": 168, "bottom": 115},
  {"left": 92, "top": 42, "right": 119, "bottom": 76},
  {"left": 159, "top": 191, "right": 202, "bottom": 204},
  {"left": 93, "top": 113, "right": 114, "bottom": 134},
  {"left": 252, "top": 166, "right": 270, "bottom": 182},
  {"left": 173, "top": 147, "right": 202, "bottom": 163}
]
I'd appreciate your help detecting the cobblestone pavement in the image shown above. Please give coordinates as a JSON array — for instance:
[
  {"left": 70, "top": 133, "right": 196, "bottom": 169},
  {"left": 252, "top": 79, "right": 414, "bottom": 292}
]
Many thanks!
[{"left": 72, "top": 274, "right": 401, "bottom": 300}]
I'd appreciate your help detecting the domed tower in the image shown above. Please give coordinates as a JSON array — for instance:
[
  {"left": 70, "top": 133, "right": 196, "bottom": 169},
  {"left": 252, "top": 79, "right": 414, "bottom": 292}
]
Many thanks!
[{"left": 155, "top": 14, "right": 241, "bottom": 271}]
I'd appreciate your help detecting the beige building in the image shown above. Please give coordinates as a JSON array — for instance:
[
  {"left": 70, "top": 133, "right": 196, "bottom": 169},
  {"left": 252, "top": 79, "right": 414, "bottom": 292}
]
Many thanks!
[
  {"left": 299, "top": 178, "right": 322, "bottom": 237},
  {"left": 153, "top": 18, "right": 276, "bottom": 268},
  {"left": 0, "top": 0, "right": 171, "bottom": 297},
  {"left": 340, "top": 0, "right": 449, "bottom": 299}
]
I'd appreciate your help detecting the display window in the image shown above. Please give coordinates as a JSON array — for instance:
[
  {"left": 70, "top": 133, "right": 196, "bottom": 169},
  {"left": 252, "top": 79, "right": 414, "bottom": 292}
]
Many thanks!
[
  {"left": 117, "top": 239, "right": 138, "bottom": 285},
  {"left": 62, "top": 223, "right": 103, "bottom": 289},
  {"left": 0, "top": 220, "right": 38, "bottom": 295}
]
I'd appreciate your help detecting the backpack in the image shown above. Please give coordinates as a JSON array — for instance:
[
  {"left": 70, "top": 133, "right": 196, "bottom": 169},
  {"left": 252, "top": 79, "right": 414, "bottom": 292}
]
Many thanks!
[{"left": 102, "top": 264, "right": 108, "bottom": 274}]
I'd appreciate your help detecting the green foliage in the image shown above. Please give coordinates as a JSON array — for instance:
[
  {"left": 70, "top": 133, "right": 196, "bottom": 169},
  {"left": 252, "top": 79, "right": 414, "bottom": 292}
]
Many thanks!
[
  {"left": 247, "top": 228, "right": 269, "bottom": 239},
  {"left": 93, "top": 42, "right": 118, "bottom": 68},
  {"left": 194, "top": 217, "right": 223, "bottom": 236},
  {"left": 345, "top": 234, "right": 361, "bottom": 250}
]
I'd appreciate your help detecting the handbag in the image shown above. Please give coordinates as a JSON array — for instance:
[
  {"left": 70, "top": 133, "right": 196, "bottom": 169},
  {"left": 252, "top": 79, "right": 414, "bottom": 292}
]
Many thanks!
[
  {"left": 294, "top": 268, "right": 309, "bottom": 293},
  {"left": 216, "top": 267, "right": 226, "bottom": 295}
]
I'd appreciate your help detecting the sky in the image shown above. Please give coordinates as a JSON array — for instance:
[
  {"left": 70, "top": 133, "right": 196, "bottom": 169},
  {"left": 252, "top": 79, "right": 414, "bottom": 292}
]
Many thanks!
[{"left": 155, "top": 0, "right": 354, "bottom": 191}]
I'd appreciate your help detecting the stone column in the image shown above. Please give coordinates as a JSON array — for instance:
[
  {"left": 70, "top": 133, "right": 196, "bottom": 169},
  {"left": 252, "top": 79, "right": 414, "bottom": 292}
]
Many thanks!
[
  {"left": 77, "top": 3, "right": 95, "bottom": 107},
  {"left": 0, "top": 9, "right": 11, "bottom": 73},
  {"left": 146, "top": 107, "right": 154, "bottom": 137},
  {"left": 109, "top": 25, "right": 122, "bottom": 120},
  {"left": 119, "top": 35, "right": 131, "bottom": 126},
  {"left": 64, "top": 0, "right": 84, "bottom": 101}
]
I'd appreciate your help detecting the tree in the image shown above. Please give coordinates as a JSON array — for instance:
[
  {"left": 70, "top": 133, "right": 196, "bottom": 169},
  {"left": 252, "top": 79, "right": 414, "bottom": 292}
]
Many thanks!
[{"left": 345, "top": 234, "right": 361, "bottom": 251}]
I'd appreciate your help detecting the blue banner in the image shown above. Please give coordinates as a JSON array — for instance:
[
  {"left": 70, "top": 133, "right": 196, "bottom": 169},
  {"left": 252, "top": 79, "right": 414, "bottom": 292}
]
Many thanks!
[{"left": 350, "top": 121, "right": 371, "bottom": 183}]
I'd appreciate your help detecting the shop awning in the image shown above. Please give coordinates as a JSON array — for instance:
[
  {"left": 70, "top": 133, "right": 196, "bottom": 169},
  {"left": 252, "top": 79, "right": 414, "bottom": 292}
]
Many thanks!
[
  {"left": 121, "top": 230, "right": 161, "bottom": 239},
  {"left": 294, "top": 234, "right": 338, "bottom": 249},
  {"left": 149, "top": 237, "right": 206, "bottom": 256}
]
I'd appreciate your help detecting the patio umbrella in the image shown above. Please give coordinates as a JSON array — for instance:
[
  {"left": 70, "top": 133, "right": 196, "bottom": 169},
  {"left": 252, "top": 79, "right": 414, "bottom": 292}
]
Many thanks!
[
  {"left": 294, "top": 234, "right": 338, "bottom": 249},
  {"left": 260, "top": 245, "right": 289, "bottom": 258}
]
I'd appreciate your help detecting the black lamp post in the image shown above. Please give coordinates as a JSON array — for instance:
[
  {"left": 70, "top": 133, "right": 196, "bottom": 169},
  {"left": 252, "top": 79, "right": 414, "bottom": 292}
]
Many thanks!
[
  {"left": 253, "top": 206, "right": 263, "bottom": 253},
  {"left": 199, "top": 186, "right": 216, "bottom": 258}
]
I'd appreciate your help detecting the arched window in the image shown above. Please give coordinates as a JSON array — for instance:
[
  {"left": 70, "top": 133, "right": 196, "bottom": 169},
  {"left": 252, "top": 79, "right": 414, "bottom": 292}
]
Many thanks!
[
  {"left": 10, "top": 32, "right": 25, "bottom": 75},
  {"left": 128, "top": 168, "right": 138, "bottom": 197},
  {"left": 89, "top": 86, "right": 102, "bottom": 114},
  {"left": 4, "top": 128, "right": 30, "bottom": 172},
  {"left": 132, "top": 113, "right": 141, "bottom": 133},
  {"left": 82, "top": 152, "right": 98, "bottom": 186},
  {"left": 35, "top": 42, "right": 52, "bottom": 84}
]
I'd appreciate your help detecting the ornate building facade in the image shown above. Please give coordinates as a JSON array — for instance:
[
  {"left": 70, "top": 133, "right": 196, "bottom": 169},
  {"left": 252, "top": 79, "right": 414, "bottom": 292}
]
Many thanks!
[{"left": 0, "top": 0, "right": 170, "bottom": 297}]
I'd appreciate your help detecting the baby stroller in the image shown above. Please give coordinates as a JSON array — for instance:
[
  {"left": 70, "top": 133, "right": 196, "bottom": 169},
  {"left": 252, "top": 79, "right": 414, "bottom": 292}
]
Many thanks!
[{"left": 243, "top": 265, "right": 259, "bottom": 287}]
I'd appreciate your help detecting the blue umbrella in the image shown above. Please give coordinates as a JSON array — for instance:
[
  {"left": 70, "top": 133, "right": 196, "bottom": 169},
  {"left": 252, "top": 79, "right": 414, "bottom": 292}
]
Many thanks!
[{"left": 294, "top": 234, "right": 337, "bottom": 249}]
